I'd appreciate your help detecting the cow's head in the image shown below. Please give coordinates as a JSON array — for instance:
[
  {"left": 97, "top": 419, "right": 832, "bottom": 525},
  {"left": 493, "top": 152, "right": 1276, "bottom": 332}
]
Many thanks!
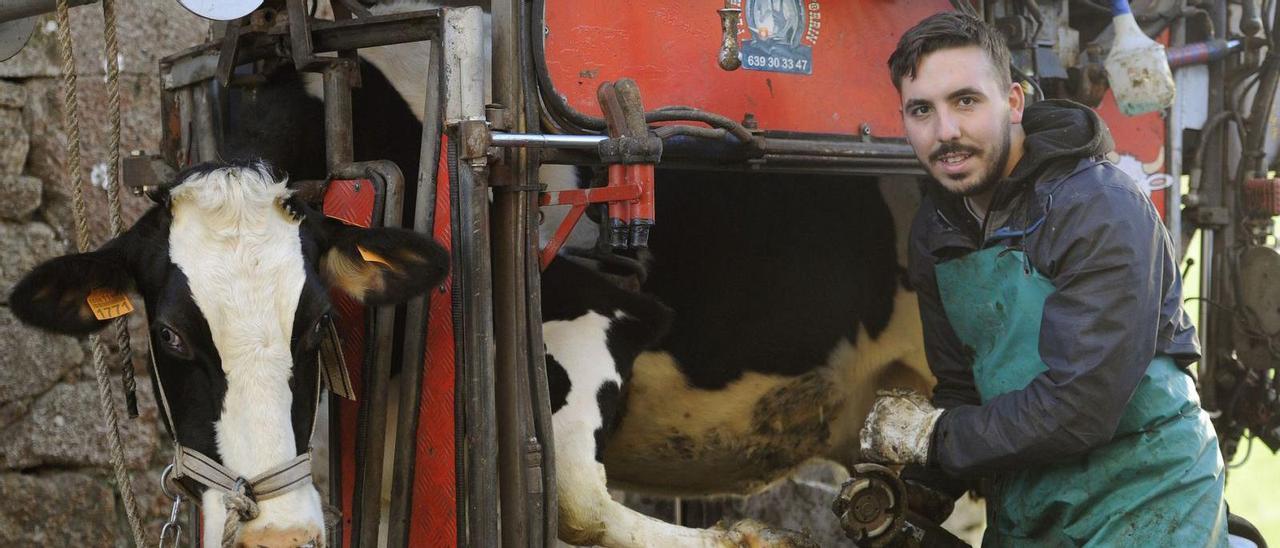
[{"left": 9, "top": 161, "right": 447, "bottom": 547}]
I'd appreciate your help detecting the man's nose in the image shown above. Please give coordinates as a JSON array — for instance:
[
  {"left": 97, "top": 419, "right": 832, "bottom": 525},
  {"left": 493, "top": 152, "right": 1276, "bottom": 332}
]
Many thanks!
[{"left": 936, "top": 110, "right": 962, "bottom": 142}]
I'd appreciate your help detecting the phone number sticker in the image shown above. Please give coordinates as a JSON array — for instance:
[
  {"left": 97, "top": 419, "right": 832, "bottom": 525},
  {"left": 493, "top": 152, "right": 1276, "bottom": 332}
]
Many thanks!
[{"left": 733, "top": 0, "right": 821, "bottom": 76}]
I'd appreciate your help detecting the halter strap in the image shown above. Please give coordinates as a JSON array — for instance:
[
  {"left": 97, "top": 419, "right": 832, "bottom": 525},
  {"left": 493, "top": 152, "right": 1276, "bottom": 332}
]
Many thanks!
[{"left": 148, "top": 325, "right": 352, "bottom": 505}]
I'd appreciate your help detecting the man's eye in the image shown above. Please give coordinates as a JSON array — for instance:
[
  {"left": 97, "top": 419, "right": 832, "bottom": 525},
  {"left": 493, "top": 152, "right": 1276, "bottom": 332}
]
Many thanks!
[
  {"left": 910, "top": 106, "right": 931, "bottom": 117},
  {"left": 958, "top": 96, "right": 976, "bottom": 107}
]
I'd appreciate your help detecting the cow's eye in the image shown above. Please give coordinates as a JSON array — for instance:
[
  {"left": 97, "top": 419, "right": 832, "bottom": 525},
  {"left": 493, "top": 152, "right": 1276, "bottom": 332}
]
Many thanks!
[{"left": 158, "top": 326, "right": 188, "bottom": 356}]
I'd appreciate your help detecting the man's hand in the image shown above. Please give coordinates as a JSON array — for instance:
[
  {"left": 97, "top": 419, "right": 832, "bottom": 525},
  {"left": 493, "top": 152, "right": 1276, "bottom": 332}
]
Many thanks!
[{"left": 860, "top": 389, "right": 944, "bottom": 465}]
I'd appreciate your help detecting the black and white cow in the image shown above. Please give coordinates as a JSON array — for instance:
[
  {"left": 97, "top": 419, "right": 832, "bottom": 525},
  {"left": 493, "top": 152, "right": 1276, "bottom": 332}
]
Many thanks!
[
  {"left": 206, "top": 11, "right": 937, "bottom": 546},
  {"left": 9, "top": 162, "right": 448, "bottom": 547},
  {"left": 538, "top": 171, "right": 930, "bottom": 547}
]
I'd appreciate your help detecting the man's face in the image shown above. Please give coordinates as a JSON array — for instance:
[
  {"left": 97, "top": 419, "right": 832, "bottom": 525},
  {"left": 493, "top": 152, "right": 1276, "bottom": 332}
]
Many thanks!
[{"left": 899, "top": 46, "right": 1024, "bottom": 197}]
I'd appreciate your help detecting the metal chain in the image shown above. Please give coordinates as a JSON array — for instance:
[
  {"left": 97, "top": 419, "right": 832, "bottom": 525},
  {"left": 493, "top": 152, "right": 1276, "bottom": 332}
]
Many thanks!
[
  {"left": 100, "top": 0, "right": 139, "bottom": 418},
  {"left": 52, "top": 0, "right": 147, "bottom": 545}
]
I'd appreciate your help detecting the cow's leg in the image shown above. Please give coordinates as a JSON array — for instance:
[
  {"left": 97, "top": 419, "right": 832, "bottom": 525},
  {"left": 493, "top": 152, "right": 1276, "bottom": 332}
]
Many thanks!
[{"left": 546, "top": 313, "right": 811, "bottom": 548}]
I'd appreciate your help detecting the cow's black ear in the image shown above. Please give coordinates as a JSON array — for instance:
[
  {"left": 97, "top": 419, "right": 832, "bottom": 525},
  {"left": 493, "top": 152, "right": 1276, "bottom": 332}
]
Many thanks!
[
  {"left": 9, "top": 246, "right": 134, "bottom": 335},
  {"left": 319, "top": 220, "right": 448, "bottom": 305}
]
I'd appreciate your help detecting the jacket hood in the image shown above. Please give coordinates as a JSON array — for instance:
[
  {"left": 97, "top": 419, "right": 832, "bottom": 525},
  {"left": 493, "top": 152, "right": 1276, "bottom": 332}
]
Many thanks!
[{"left": 1005, "top": 99, "right": 1114, "bottom": 186}]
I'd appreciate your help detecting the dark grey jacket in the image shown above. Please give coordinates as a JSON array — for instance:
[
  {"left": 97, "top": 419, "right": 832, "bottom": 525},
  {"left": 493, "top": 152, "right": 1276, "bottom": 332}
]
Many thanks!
[{"left": 909, "top": 100, "right": 1201, "bottom": 477}]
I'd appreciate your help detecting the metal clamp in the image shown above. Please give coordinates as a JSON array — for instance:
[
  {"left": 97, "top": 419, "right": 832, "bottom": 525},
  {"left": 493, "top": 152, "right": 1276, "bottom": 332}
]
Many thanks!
[
  {"left": 158, "top": 464, "right": 185, "bottom": 548},
  {"left": 456, "top": 119, "right": 492, "bottom": 162}
]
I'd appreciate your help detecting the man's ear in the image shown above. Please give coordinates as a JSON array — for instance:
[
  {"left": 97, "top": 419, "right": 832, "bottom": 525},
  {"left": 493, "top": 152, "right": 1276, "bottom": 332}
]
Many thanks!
[
  {"left": 320, "top": 220, "right": 449, "bottom": 305},
  {"left": 1008, "top": 80, "right": 1026, "bottom": 124},
  {"left": 9, "top": 245, "right": 135, "bottom": 335}
]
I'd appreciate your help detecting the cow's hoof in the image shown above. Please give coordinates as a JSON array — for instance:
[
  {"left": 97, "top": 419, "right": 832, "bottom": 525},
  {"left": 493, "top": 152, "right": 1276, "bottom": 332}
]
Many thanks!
[{"left": 719, "top": 519, "right": 819, "bottom": 548}]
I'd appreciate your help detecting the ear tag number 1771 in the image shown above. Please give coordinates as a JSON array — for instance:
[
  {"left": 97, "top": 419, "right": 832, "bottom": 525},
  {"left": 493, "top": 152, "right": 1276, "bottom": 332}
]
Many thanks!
[{"left": 87, "top": 288, "right": 134, "bottom": 320}]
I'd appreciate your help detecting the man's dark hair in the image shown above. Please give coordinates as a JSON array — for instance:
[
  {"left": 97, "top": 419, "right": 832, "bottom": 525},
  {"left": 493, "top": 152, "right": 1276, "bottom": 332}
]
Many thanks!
[{"left": 888, "top": 11, "right": 1012, "bottom": 92}]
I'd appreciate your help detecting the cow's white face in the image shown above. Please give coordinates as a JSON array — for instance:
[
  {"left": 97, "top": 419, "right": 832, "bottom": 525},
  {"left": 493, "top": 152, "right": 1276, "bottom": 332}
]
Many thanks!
[
  {"left": 169, "top": 167, "right": 322, "bottom": 545},
  {"left": 9, "top": 162, "right": 448, "bottom": 547}
]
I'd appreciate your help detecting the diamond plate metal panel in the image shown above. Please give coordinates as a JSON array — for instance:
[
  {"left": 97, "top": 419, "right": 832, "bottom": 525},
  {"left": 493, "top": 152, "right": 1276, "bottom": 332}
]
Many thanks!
[
  {"left": 323, "top": 178, "right": 376, "bottom": 548},
  {"left": 411, "top": 137, "right": 458, "bottom": 547}
]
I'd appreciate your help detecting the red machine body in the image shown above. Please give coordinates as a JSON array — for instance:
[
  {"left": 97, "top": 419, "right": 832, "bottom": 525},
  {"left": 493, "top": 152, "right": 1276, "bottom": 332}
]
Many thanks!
[{"left": 543, "top": 1, "right": 1170, "bottom": 216}]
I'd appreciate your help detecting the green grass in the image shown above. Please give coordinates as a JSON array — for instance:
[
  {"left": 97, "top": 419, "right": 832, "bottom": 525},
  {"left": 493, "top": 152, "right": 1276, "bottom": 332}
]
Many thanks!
[
  {"left": 1180, "top": 201, "right": 1280, "bottom": 544},
  {"left": 1225, "top": 445, "right": 1280, "bottom": 543}
]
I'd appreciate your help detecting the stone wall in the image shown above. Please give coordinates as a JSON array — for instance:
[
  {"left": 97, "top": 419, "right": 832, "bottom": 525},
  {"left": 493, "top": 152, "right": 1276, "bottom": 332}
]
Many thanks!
[{"left": 0, "top": 2, "right": 206, "bottom": 545}]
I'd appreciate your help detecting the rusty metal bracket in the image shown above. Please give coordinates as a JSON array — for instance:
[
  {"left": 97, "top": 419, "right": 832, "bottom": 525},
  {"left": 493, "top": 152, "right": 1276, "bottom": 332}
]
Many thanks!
[
  {"left": 214, "top": 17, "right": 243, "bottom": 87},
  {"left": 457, "top": 119, "right": 492, "bottom": 162},
  {"left": 286, "top": 0, "right": 325, "bottom": 71}
]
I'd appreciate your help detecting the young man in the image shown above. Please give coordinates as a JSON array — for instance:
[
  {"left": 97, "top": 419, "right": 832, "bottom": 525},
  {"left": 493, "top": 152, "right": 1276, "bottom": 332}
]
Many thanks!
[{"left": 859, "top": 11, "right": 1228, "bottom": 546}]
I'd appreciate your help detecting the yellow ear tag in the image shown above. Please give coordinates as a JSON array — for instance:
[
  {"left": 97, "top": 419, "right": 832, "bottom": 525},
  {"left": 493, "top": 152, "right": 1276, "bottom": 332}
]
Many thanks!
[
  {"left": 357, "top": 245, "right": 393, "bottom": 267},
  {"left": 86, "top": 288, "right": 134, "bottom": 320}
]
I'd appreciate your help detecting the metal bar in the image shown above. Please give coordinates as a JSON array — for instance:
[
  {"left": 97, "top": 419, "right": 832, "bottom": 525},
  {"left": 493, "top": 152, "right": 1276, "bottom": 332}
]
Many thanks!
[
  {"left": 1202, "top": 0, "right": 1229, "bottom": 414},
  {"left": 0, "top": 0, "right": 94, "bottom": 23},
  {"left": 324, "top": 60, "right": 356, "bottom": 174},
  {"left": 322, "top": 57, "right": 377, "bottom": 548},
  {"left": 159, "top": 88, "right": 180, "bottom": 167},
  {"left": 1167, "top": 11, "right": 1186, "bottom": 257},
  {"left": 286, "top": 0, "right": 320, "bottom": 71},
  {"left": 358, "top": 161, "right": 405, "bottom": 548},
  {"left": 539, "top": 204, "right": 587, "bottom": 270},
  {"left": 1241, "top": 5, "right": 1280, "bottom": 177},
  {"left": 490, "top": 132, "right": 919, "bottom": 164},
  {"left": 191, "top": 85, "right": 219, "bottom": 163},
  {"left": 491, "top": 132, "right": 606, "bottom": 149},
  {"left": 455, "top": 147, "right": 498, "bottom": 548},
  {"left": 389, "top": 35, "right": 444, "bottom": 548},
  {"left": 156, "top": 10, "right": 443, "bottom": 89},
  {"left": 760, "top": 137, "right": 918, "bottom": 158},
  {"left": 520, "top": 0, "right": 557, "bottom": 539},
  {"left": 492, "top": 0, "right": 536, "bottom": 542},
  {"left": 444, "top": 8, "right": 499, "bottom": 547},
  {"left": 311, "top": 10, "right": 441, "bottom": 53}
]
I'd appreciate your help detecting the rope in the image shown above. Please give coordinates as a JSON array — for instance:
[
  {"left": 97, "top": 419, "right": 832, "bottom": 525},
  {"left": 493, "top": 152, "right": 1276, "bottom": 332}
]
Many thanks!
[
  {"left": 53, "top": 1, "right": 146, "bottom": 545},
  {"left": 222, "top": 490, "right": 261, "bottom": 548},
  {"left": 100, "top": 0, "right": 138, "bottom": 419}
]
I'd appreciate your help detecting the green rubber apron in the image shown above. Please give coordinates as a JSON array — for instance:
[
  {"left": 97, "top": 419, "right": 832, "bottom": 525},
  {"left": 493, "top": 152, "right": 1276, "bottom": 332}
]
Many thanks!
[{"left": 935, "top": 245, "right": 1228, "bottom": 547}]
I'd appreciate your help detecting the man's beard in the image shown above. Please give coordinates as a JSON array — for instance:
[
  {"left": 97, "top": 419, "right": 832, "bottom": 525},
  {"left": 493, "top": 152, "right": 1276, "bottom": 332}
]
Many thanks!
[{"left": 935, "top": 123, "right": 1012, "bottom": 198}]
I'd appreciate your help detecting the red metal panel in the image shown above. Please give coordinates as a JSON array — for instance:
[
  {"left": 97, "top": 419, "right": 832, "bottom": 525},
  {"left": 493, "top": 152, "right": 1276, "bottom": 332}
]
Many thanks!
[
  {"left": 547, "top": 2, "right": 1173, "bottom": 218},
  {"left": 1097, "top": 86, "right": 1171, "bottom": 219},
  {"left": 410, "top": 136, "right": 458, "bottom": 546},
  {"left": 544, "top": 0, "right": 954, "bottom": 138},
  {"left": 322, "top": 179, "right": 377, "bottom": 548}
]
